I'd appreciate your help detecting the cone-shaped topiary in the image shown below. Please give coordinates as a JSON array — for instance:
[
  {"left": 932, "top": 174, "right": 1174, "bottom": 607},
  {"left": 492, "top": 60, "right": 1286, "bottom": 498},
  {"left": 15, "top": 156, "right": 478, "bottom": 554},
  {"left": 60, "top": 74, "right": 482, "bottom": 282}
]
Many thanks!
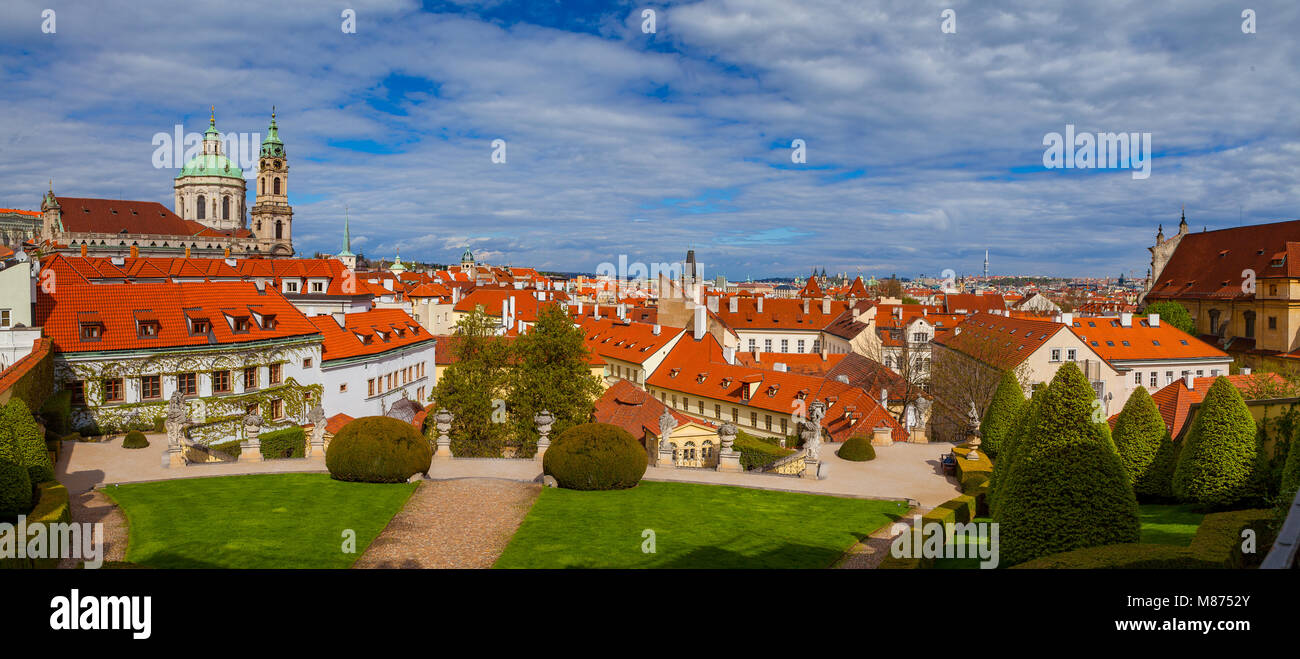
[
  {"left": 122, "top": 430, "right": 150, "bottom": 449},
  {"left": 0, "top": 399, "right": 53, "bottom": 484},
  {"left": 326, "top": 416, "right": 433, "bottom": 483},
  {"left": 980, "top": 371, "right": 1025, "bottom": 460},
  {"left": 1112, "top": 386, "right": 1177, "bottom": 500},
  {"left": 995, "top": 362, "right": 1140, "bottom": 565},
  {"left": 543, "top": 422, "right": 647, "bottom": 490},
  {"left": 1172, "top": 377, "right": 1258, "bottom": 507},
  {"left": 1280, "top": 423, "right": 1300, "bottom": 503},
  {"left": 836, "top": 436, "right": 876, "bottom": 461},
  {"left": 989, "top": 390, "right": 1040, "bottom": 518}
]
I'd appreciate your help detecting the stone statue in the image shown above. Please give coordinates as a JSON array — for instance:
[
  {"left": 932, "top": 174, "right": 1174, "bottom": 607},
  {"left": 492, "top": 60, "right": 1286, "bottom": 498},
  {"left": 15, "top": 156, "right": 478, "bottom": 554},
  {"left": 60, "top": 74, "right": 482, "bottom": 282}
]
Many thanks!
[
  {"left": 164, "top": 391, "right": 189, "bottom": 447},
  {"left": 534, "top": 409, "right": 555, "bottom": 457},
  {"left": 242, "top": 410, "right": 263, "bottom": 441},
  {"left": 307, "top": 404, "right": 326, "bottom": 455},
  {"left": 801, "top": 401, "right": 826, "bottom": 461},
  {"left": 658, "top": 408, "right": 675, "bottom": 439},
  {"left": 967, "top": 400, "right": 981, "bottom": 434}
]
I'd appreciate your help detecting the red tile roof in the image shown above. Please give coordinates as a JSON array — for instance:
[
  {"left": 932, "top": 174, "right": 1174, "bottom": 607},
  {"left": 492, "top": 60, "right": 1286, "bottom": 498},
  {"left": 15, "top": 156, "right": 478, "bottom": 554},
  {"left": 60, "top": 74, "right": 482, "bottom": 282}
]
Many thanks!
[
  {"left": 50, "top": 197, "right": 203, "bottom": 237},
  {"left": 36, "top": 259, "right": 320, "bottom": 355},
  {"left": 645, "top": 332, "right": 905, "bottom": 441},
  {"left": 1144, "top": 374, "right": 1285, "bottom": 439},
  {"left": 578, "top": 317, "right": 683, "bottom": 366},
  {"left": 46, "top": 254, "right": 365, "bottom": 297},
  {"left": 715, "top": 297, "right": 851, "bottom": 331},
  {"left": 941, "top": 293, "right": 1008, "bottom": 315},
  {"left": 934, "top": 312, "right": 1067, "bottom": 370},
  {"left": 594, "top": 379, "right": 698, "bottom": 440},
  {"left": 734, "top": 351, "right": 847, "bottom": 376},
  {"left": 0, "top": 208, "right": 41, "bottom": 217},
  {"left": 1066, "top": 316, "right": 1228, "bottom": 363},
  {"left": 0, "top": 338, "right": 51, "bottom": 398},
  {"left": 1147, "top": 220, "right": 1300, "bottom": 301},
  {"left": 306, "top": 309, "right": 434, "bottom": 363}
]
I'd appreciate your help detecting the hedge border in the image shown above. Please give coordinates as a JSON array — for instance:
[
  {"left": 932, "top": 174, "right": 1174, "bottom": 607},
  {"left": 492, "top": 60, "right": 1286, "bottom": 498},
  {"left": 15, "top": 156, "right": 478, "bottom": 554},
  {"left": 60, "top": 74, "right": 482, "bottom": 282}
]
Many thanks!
[{"left": 0, "top": 481, "right": 71, "bottom": 569}]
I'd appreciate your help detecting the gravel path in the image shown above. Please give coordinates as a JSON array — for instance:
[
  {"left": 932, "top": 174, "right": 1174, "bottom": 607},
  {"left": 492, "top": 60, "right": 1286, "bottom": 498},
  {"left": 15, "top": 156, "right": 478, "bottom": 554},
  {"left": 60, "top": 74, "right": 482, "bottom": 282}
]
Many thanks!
[
  {"left": 834, "top": 506, "right": 920, "bottom": 569},
  {"left": 58, "top": 489, "right": 129, "bottom": 568},
  {"left": 353, "top": 478, "right": 541, "bottom": 569}
]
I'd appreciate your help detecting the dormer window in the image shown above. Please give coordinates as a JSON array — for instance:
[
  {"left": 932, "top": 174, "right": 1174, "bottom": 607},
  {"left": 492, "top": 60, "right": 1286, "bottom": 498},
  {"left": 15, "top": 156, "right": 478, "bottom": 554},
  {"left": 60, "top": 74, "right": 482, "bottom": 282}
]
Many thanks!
[
  {"left": 230, "top": 316, "right": 251, "bottom": 333},
  {"left": 669, "top": 368, "right": 680, "bottom": 378},
  {"left": 79, "top": 323, "right": 102, "bottom": 341},
  {"left": 134, "top": 310, "right": 160, "bottom": 339},
  {"left": 138, "top": 321, "right": 159, "bottom": 338}
]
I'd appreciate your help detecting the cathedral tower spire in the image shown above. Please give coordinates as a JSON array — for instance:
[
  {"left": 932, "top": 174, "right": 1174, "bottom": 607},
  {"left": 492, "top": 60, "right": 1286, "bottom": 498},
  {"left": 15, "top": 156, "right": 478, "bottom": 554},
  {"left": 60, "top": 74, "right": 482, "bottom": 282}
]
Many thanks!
[{"left": 251, "top": 107, "right": 294, "bottom": 256}]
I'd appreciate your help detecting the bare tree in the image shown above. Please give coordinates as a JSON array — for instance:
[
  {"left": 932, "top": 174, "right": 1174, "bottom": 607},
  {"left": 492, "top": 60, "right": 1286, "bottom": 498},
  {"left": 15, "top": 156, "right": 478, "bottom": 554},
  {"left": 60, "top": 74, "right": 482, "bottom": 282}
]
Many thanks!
[{"left": 928, "top": 337, "right": 1032, "bottom": 443}]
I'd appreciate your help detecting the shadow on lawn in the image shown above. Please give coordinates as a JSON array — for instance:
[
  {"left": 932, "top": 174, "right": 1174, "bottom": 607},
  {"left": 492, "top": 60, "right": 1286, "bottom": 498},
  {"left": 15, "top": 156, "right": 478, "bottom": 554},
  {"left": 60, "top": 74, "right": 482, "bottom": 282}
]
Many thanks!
[{"left": 651, "top": 542, "right": 848, "bottom": 569}]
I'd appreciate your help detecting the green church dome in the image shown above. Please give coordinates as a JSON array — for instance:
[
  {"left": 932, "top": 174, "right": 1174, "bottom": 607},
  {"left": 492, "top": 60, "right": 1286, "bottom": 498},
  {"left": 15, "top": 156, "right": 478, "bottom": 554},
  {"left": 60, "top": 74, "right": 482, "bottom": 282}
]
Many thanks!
[
  {"left": 176, "top": 153, "right": 244, "bottom": 179},
  {"left": 260, "top": 108, "right": 285, "bottom": 158}
]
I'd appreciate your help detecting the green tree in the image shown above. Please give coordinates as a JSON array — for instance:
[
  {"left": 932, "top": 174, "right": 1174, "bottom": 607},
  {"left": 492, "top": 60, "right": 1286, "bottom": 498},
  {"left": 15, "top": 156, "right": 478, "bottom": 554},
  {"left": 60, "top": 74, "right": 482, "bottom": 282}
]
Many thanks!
[
  {"left": 430, "top": 306, "right": 513, "bottom": 457},
  {"left": 1143, "top": 301, "right": 1195, "bottom": 335},
  {"left": 504, "top": 304, "right": 604, "bottom": 457},
  {"left": 980, "top": 370, "right": 1025, "bottom": 460},
  {"left": 1280, "top": 422, "right": 1300, "bottom": 504},
  {"left": 1111, "top": 387, "right": 1176, "bottom": 500},
  {"left": 1172, "top": 377, "right": 1258, "bottom": 507},
  {"left": 995, "top": 362, "right": 1140, "bottom": 565},
  {"left": 989, "top": 389, "right": 1039, "bottom": 518}
]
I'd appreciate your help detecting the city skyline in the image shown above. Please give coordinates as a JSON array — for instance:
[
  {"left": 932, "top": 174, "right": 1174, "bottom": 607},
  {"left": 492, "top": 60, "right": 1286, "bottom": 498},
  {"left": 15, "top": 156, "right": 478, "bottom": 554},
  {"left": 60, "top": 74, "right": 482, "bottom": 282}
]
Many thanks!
[{"left": 2, "top": 0, "right": 1297, "bottom": 277}]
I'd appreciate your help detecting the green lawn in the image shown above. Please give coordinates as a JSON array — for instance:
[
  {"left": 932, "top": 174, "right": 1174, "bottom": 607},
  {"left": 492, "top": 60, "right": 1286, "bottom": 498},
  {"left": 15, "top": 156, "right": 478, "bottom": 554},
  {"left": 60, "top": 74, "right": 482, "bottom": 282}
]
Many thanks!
[
  {"left": 494, "top": 481, "right": 909, "bottom": 568},
  {"left": 1138, "top": 503, "right": 1205, "bottom": 546},
  {"left": 104, "top": 473, "right": 417, "bottom": 568}
]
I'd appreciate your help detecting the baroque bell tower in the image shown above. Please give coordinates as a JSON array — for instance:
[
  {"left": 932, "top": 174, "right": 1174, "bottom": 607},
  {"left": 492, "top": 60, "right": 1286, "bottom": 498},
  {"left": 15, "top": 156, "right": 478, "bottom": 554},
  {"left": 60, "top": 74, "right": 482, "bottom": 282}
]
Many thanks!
[{"left": 250, "top": 108, "right": 295, "bottom": 256}]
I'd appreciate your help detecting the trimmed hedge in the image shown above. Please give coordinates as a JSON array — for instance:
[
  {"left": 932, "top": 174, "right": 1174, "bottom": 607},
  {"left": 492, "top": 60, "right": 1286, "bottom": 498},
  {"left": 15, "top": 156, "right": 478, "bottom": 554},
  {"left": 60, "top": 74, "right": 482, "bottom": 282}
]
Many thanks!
[
  {"left": 0, "top": 481, "right": 70, "bottom": 569},
  {"left": 0, "top": 460, "right": 33, "bottom": 518},
  {"left": 1013, "top": 508, "right": 1274, "bottom": 569},
  {"left": 259, "top": 426, "right": 306, "bottom": 459},
  {"left": 122, "top": 430, "right": 150, "bottom": 449},
  {"left": 543, "top": 422, "right": 647, "bottom": 490},
  {"left": 1278, "top": 421, "right": 1300, "bottom": 503},
  {"left": 326, "top": 416, "right": 433, "bottom": 483},
  {"left": 995, "top": 362, "right": 1140, "bottom": 566},
  {"left": 1173, "top": 377, "right": 1258, "bottom": 507},
  {"left": 733, "top": 432, "right": 794, "bottom": 470},
  {"left": 1, "top": 398, "right": 52, "bottom": 491},
  {"left": 1112, "top": 386, "right": 1177, "bottom": 500},
  {"left": 39, "top": 390, "right": 72, "bottom": 435},
  {"left": 989, "top": 390, "right": 1040, "bottom": 517},
  {"left": 836, "top": 436, "right": 876, "bottom": 461},
  {"left": 980, "top": 370, "right": 1025, "bottom": 459},
  {"left": 210, "top": 440, "right": 243, "bottom": 459}
]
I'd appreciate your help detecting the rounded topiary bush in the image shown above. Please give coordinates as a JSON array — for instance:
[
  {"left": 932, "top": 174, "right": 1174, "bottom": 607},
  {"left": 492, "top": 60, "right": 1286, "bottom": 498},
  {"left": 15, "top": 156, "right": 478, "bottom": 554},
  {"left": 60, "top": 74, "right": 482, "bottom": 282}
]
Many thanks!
[
  {"left": 837, "top": 436, "right": 876, "bottom": 461},
  {"left": 326, "top": 416, "right": 432, "bottom": 483},
  {"left": 543, "top": 422, "right": 647, "bottom": 490},
  {"left": 122, "top": 430, "right": 150, "bottom": 449}
]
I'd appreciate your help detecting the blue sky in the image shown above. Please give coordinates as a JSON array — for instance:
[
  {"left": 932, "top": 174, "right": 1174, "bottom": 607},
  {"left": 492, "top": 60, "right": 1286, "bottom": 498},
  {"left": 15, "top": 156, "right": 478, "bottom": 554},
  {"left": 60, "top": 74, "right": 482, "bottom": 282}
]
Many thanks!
[{"left": 1, "top": 0, "right": 1298, "bottom": 279}]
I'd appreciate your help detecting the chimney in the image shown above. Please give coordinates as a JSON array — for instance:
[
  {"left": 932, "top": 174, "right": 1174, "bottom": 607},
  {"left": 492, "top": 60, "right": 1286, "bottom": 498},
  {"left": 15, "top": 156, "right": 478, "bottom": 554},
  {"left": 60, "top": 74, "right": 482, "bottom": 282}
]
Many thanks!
[
  {"left": 723, "top": 346, "right": 736, "bottom": 365},
  {"left": 802, "top": 299, "right": 810, "bottom": 314},
  {"left": 894, "top": 307, "right": 902, "bottom": 319},
  {"left": 537, "top": 291, "right": 545, "bottom": 301},
  {"left": 452, "top": 286, "right": 462, "bottom": 304},
  {"left": 79, "top": 244, "right": 87, "bottom": 257},
  {"left": 773, "top": 362, "right": 788, "bottom": 373},
  {"left": 223, "top": 246, "right": 230, "bottom": 258},
  {"left": 1060, "top": 312, "right": 1073, "bottom": 325},
  {"left": 757, "top": 296, "right": 764, "bottom": 313},
  {"left": 707, "top": 296, "right": 719, "bottom": 313},
  {"left": 852, "top": 307, "right": 861, "bottom": 320},
  {"left": 332, "top": 312, "right": 346, "bottom": 328},
  {"left": 577, "top": 301, "right": 584, "bottom": 315},
  {"left": 383, "top": 279, "right": 394, "bottom": 291},
  {"left": 132, "top": 245, "right": 141, "bottom": 258},
  {"left": 693, "top": 305, "right": 707, "bottom": 340},
  {"left": 822, "top": 298, "right": 831, "bottom": 315},
  {"left": 618, "top": 302, "right": 626, "bottom": 318},
  {"left": 880, "top": 388, "right": 888, "bottom": 406},
  {"left": 1148, "top": 313, "right": 1160, "bottom": 327},
  {"left": 1120, "top": 312, "right": 1133, "bottom": 327},
  {"left": 729, "top": 296, "right": 738, "bottom": 313},
  {"left": 652, "top": 324, "right": 661, "bottom": 336},
  {"left": 753, "top": 351, "right": 760, "bottom": 362},
  {"left": 1183, "top": 373, "right": 1195, "bottom": 390},
  {"left": 1241, "top": 366, "right": 1252, "bottom": 376}
]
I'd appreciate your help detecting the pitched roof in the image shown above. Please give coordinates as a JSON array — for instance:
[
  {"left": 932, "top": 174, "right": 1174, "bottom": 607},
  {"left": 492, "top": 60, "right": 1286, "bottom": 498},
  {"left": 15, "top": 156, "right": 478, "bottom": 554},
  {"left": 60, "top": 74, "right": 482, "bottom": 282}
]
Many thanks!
[
  {"left": 578, "top": 317, "right": 683, "bottom": 365},
  {"left": 594, "top": 379, "right": 697, "bottom": 439},
  {"left": 934, "top": 312, "right": 1067, "bottom": 370},
  {"left": 36, "top": 260, "right": 320, "bottom": 355},
  {"left": 941, "top": 293, "right": 1008, "bottom": 314},
  {"left": 715, "top": 297, "right": 850, "bottom": 331},
  {"left": 51, "top": 197, "right": 202, "bottom": 237},
  {"left": 306, "top": 309, "right": 434, "bottom": 363},
  {"left": 1145, "top": 373, "right": 1286, "bottom": 439},
  {"left": 1066, "top": 316, "right": 1228, "bottom": 363},
  {"left": 1147, "top": 220, "right": 1300, "bottom": 301},
  {"left": 44, "top": 254, "right": 365, "bottom": 297}
]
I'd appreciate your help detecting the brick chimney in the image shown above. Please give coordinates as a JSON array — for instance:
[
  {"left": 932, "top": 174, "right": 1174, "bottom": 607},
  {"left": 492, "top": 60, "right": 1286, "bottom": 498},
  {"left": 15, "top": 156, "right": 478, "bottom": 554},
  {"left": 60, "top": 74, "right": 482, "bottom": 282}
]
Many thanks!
[
  {"left": 729, "top": 296, "right": 738, "bottom": 313},
  {"left": 822, "top": 298, "right": 831, "bottom": 315},
  {"left": 757, "top": 296, "right": 764, "bottom": 313}
]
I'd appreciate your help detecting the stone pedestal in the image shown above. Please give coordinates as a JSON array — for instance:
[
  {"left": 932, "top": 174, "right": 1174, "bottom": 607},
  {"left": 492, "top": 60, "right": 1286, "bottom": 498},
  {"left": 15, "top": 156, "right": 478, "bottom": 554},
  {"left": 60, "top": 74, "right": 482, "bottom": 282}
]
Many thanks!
[
  {"left": 801, "top": 458, "right": 821, "bottom": 479},
  {"left": 534, "top": 410, "right": 554, "bottom": 462},
  {"left": 308, "top": 437, "right": 326, "bottom": 460},
  {"left": 534, "top": 441, "right": 549, "bottom": 463},
  {"left": 240, "top": 439, "right": 263, "bottom": 463},
  {"left": 871, "top": 426, "right": 893, "bottom": 447},
  {"left": 716, "top": 450, "right": 742, "bottom": 473},
  {"left": 163, "top": 444, "right": 186, "bottom": 468},
  {"left": 432, "top": 409, "right": 454, "bottom": 461}
]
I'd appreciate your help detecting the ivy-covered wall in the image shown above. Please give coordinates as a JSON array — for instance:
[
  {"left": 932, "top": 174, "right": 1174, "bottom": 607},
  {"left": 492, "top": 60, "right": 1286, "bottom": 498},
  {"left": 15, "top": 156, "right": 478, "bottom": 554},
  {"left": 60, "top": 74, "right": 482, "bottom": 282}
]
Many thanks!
[
  {"left": 0, "top": 338, "right": 53, "bottom": 412},
  {"left": 55, "top": 339, "right": 323, "bottom": 441}
]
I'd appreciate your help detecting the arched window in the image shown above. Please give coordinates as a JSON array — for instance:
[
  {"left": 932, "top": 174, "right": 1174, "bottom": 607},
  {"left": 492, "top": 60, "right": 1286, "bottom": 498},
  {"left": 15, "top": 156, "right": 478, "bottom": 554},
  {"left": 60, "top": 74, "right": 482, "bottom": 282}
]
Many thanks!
[
  {"left": 275, "top": 220, "right": 283, "bottom": 239},
  {"left": 273, "top": 177, "right": 281, "bottom": 195},
  {"left": 222, "top": 196, "right": 230, "bottom": 220},
  {"left": 196, "top": 195, "right": 206, "bottom": 219},
  {"left": 1244, "top": 311, "right": 1256, "bottom": 339}
]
